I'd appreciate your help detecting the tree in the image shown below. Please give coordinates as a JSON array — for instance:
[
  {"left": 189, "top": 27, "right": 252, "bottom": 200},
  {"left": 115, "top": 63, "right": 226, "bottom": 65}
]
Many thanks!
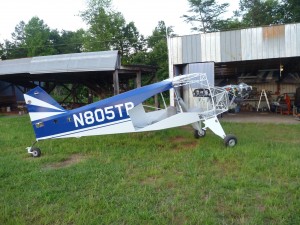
[
  {"left": 238, "top": 0, "right": 284, "bottom": 27},
  {"left": 134, "top": 21, "right": 173, "bottom": 81},
  {"left": 0, "top": 42, "right": 4, "bottom": 59},
  {"left": 24, "top": 17, "right": 58, "bottom": 56},
  {"left": 282, "top": 0, "right": 300, "bottom": 23},
  {"left": 114, "top": 22, "right": 146, "bottom": 64},
  {"left": 81, "top": 0, "right": 145, "bottom": 63},
  {"left": 55, "top": 29, "right": 85, "bottom": 54},
  {"left": 83, "top": 7, "right": 121, "bottom": 51},
  {"left": 81, "top": 0, "right": 112, "bottom": 23},
  {"left": 3, "top": 21, "right": 28, "bottom": 59},
  {"left": 2, "top": 17, "right": 86, "bottom": 59},
  {"left": 183, "top": 0, "right": 229, "bottom": 32}
]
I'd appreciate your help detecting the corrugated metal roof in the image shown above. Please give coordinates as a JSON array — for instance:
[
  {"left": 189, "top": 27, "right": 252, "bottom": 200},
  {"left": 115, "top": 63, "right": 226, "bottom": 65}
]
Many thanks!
[
  {"left": 0, "top": 50, "right": 120, "bottom": 75},
  {"left": 0, "top": 58, "right": 32, "bottom": 75}
]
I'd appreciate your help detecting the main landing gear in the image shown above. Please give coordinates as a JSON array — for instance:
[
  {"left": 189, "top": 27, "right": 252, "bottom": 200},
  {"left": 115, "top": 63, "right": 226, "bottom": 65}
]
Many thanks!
[
  {"left": 224, "top": 134, "right": 237, "bottom": 147},
  {"left": 194, "top": 129, "right": 237, "bottom": 147},
  {"left": 194, "top": 129, "right": 206, "bottom": 139}
]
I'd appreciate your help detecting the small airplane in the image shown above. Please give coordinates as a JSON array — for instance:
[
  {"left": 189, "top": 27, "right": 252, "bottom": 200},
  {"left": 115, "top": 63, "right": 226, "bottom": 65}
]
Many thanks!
[{"left": 24, "top": 73, "right": 251, "bottom": 157}]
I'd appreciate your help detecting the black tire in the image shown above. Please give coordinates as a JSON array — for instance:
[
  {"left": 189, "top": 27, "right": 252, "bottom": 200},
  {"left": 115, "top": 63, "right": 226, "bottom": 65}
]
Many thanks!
[
  {"left": 32, "top": 147, "right": 41, "bottom": 157},
  {"left": 224, "top": 134, "right": 237, "bottom": 147},
  {"left": 194, "top": 129, "right": 206, "bottom": 139}
]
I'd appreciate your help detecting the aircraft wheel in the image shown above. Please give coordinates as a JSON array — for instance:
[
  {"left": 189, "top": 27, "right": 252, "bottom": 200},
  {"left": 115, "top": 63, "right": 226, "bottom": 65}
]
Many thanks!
[
  {"left": 194, "top": 129, "right": 206, "bottom": 139},
  {"left": 32, "top": 147, "right": 41, "bottom": 157},
  {"left": 224, "top": 134, "right": 237, "bottom": 147}
]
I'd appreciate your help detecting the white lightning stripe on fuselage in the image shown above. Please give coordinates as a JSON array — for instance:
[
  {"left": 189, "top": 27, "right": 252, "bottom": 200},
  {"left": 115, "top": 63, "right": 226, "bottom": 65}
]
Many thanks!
[
  {"left": 36, "top": 118, "right": 134, "bottom": 140},
  {"left": 29, "top": 112, "right": 66, "bottom": 122},
  {"left": 24, "top": 94, "right": 65, "bottom": 112}
]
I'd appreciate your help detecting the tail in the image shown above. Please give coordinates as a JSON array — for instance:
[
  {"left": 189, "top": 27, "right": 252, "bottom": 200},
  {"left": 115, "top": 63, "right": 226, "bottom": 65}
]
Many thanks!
[{"left": 24, "top": 86, "right": 66, "bottom": 122}]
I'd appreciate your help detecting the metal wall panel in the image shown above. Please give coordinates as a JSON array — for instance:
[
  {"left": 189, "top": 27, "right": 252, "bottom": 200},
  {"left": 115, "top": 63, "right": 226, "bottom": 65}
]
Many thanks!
[
  {"left": 241, "top": 28, "right": 252, "bottom": 60},
  {"left": 182, "top": 35, "right": 201, "bottom": 63},
  {"left": 169, "top": 37, "right": 182, "bottom": 64},
  {"left": 201, "top": 32, "right": 221, "bottom": 62},
  {"left": 220, "top": 30, "right": 242, "bottom": 62},
  {"left": 285, "top": 24, "right": 296, "bottom": 57},
  {"left": 170, "top": 23, "right": 300, "bottom": 64},
  {"left": 280, "top": 84, "right": 297, "bottom": 94},
  {"left": 262, "top": 25, "right": 285, "bottom": 59},
  {"left": 187, "top": 62, "right": 214, "bottom": 86},
  {"left": 241, "top": 27, "right": 263, "bottom": 60},
  {"left": 253, "top": 84, "right": 296, "bottom": 97},
  {"left": 288, "top": 23, "right": 300, "bottom": 57}
]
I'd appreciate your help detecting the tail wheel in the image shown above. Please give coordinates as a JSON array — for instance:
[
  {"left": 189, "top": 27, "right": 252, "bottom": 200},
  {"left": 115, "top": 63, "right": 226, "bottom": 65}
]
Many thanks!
[
  {"left": 32, "top": 147, "right": 42, "bottom": 157},
  {"left": 224, "top": 134, "right": 237, "bottom": 147},
  {"left": 194, "top": 129, "right": 206, "bottom": 139}
]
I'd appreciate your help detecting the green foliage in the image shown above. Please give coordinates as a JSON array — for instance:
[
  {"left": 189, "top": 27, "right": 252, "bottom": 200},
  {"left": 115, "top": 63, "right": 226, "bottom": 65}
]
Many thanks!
[
  {"left": 130, "top": 21, "right": 171, "bottom": 81},
  {"left": 145, "top": 21, "right": 170, "bottom": 80},
  {"left": 2, "top": 17, "right": 85, "bottom": 59},
  {"left": 117, "top": 22, "right": 146, "bottom": 64},
  {"left": 0, "top": 42, "right": 5, "bottom": 59},
  {"left": 213, "top": 18, "right": 246, "bottom": 31},
  {"left": 1, "top": 116, "right": 300, "bottom": 224},
  {"left": 226, "top": 0, "right": 300, "bottom": 29},
  {"left": 183, "top": 0, "right": 300, "bottom": 31},
  {"left": 81, "top": 0, "right": 145, "bottom": 63},
  {"left": 80, "top": 0, "right": 112, "bottom": 23},
  {"left": 24, "top": 17, "right": 58, "bottom": 57},
  {"left": 84, "top": 7, "right": 123, "bottom": 51},
  {"left": 3, "top": 21, "right": 28, "bottom": 59},
  {"left": 55, "top": 29, "right": 85, "bottom": 54},
  {"left": 80, "top": 0, "right": 170, "bottom": 78},
  {"left": 183, "top": 0, "right": 229, "bottom": 32},
  {"left": 282, "top": 0, "right": 300, "bottom": 23},
  {"left": 238, "top": 0, "right": 285, "bottom": 27}
]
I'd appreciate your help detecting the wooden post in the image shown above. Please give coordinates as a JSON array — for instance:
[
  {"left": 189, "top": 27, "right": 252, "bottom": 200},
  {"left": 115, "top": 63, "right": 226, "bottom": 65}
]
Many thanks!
[
  {"left": 113, "top": 70, "right": 119, "bottom": 95},
  {"left": 136, "top": 70, "right": 141, "bottom": 88}
]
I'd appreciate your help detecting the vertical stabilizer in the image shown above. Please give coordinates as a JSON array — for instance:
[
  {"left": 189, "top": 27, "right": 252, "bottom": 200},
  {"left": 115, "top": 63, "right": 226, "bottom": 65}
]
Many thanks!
[{"left": 24, "top": 86, "right": 66, "bottom": 122}]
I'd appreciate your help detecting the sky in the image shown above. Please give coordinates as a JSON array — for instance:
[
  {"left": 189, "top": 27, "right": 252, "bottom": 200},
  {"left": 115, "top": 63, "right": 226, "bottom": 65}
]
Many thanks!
[{"left": 0, "top": 0, "right": 239, "bottom": 42}]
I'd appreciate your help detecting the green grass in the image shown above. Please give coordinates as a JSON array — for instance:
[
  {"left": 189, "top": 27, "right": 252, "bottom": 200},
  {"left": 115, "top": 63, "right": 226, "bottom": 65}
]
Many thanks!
[{"left": 1, "top": 115, "right": 300, "bottom": 224}]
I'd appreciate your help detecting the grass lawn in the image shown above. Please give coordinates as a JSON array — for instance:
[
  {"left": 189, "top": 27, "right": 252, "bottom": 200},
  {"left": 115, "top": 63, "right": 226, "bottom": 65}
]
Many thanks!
[{"left": 0, "top": 115, "right": 300, "bottom": 224}]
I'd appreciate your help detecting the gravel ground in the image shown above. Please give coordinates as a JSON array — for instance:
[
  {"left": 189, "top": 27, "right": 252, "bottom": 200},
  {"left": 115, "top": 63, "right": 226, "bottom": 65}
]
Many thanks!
[{"left": 220, "top": 112, "right": 300, "bottom": 124}]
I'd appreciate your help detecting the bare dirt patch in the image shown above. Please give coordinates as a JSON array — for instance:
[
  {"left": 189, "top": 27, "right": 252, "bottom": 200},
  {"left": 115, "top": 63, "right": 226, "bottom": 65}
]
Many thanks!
[
  {"left": 169, "top": 136, "right": 198, "bottom": 151},
  {"left": 141, "top": 176, "right": 160, "bottom": 185},
  {"left": 44, "top": 154, "right": 87, "bottom": 170}
]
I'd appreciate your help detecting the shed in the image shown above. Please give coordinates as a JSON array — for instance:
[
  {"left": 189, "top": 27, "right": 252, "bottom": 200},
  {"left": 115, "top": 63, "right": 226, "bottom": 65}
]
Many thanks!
[
  {"left": 168, "top": 23, "right": 300, "bottom": 110},
  {"left": 0, "top": 51, "right": 156, "bottom": 111}
]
